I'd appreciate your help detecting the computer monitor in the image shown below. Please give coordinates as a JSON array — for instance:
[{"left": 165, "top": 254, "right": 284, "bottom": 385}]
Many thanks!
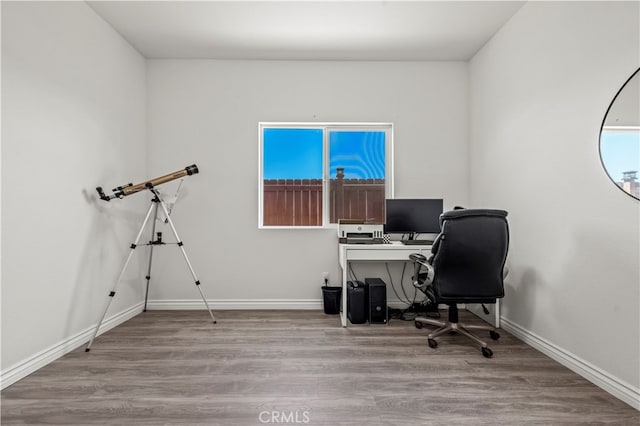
[{"left": 385, "top": 198, "right": 444, "bottom": 238}]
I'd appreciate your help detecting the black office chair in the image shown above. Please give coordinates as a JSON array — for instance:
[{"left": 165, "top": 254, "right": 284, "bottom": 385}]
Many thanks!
[{"left": 410, "top": 209, "right": 509, "bottom": 358}]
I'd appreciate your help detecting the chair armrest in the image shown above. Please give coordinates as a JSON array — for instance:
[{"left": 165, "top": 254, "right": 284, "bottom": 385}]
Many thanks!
[
  {"left": 409, "top": 253, "right": 434, "bottom": 291},
  {"left": 503, "top": 262, "right": 510, "bottom": 279}
]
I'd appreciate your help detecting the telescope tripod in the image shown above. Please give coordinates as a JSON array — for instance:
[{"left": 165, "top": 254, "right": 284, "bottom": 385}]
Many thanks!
[{"left": 86, "top": 187, "right": 216, "bottom": 351}]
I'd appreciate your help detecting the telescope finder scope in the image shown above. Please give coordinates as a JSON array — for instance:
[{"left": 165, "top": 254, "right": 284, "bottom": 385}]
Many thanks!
[{"left": 96, "top": 164, "right": 199, "bottom": 201}]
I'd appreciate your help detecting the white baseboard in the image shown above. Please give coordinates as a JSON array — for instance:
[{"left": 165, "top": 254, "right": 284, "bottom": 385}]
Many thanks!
[
  {"left": 146, "top": 299, "right": 323, "bottom": 310},
  {"left": 0, "top": 302, "right": 143, "bottom": 391},
  {"left": 500, "top": 317, "right": 640, "bottom": 411},
  {"left": 145, "top": 299, "right": 431, "bottom": 311},
  {"left": 146, "top": 298, "right": 425, "bottom": 310}
]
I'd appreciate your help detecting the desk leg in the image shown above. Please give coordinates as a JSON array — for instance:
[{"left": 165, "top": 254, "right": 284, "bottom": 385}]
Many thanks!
[{"left": 341, "top": 262, "right": 348, "bottom": 327}]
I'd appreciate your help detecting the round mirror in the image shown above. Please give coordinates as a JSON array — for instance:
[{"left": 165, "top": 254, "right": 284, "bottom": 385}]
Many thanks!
[{"left": 599, "top": 68, "right": 640, "bottom": 200}]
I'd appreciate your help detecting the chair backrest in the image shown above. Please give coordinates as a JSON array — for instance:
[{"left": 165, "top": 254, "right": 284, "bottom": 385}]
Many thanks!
[{"left": 430, "top": 209, "right": 509, "bottom": 304}]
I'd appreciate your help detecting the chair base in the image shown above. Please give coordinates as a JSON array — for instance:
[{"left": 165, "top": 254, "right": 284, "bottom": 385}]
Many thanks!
[{"left": 415, "top": 307, "right": 500, "bottom": 357}]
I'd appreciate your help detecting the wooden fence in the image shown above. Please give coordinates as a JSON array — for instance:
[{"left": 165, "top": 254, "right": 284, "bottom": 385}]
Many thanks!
[
  {"left": 263, "top": 179, "right": 323, "bottom": 226},
  {"left": 263, "top": 172, "right": 385, "bottom": 226}
]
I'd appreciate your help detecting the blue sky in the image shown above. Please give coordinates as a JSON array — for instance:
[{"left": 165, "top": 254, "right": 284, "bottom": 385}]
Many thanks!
[
  {"left": 263, "top": 128, "right": 323, "bottom": 179},
  {"left": 263, "top": 128, "right": 386, "bottom": 180},
  {"left": 600, "top": 131, "right": 640, "bottom": 181},
  {"left": 263, "top": 128, "right": 638, "bottom": 184},
  {"left": 329, "top": 131, "right": 385, "bottom": 179}
]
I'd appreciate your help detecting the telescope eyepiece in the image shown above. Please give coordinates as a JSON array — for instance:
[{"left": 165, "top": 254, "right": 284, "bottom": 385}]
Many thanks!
[{"left": 96, "top": 186, "right": 111, "bottom": 202}]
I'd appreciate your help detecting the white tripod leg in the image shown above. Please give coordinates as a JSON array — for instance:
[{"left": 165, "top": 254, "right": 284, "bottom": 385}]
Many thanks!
[
  {"left": 143, "top": 201, "right": 160, "bottom": 311},
  {"left": 154, "top": 190, "right": 216, "bottom": 324},
  {"left": 85, "top": 201, "right": 156, "bottom": 352}
]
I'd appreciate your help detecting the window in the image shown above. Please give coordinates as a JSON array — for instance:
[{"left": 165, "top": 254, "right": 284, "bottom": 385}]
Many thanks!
[
  {"left": 259, "top": 123, "right": 393, "bottom": 228},
  {"left": 600, "top": 129, "right": 640, "bottom": 199}
]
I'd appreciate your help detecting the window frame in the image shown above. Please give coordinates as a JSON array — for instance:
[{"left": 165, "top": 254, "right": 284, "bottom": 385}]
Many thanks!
[{"left": 258, "top": 122, "right": 394, "bottom": 229}]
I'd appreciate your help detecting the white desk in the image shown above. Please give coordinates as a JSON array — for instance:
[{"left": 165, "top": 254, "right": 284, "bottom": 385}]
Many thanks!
[
  {"left": 337, "top": 242, "right": 500, "bottom": 328},
  {"left": 338, "top": 242, "right": 431, "bottom": 327}
]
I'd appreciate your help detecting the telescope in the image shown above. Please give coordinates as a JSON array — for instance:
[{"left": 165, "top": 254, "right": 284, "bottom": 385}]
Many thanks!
[
  {"left": 96, "top": 164, "right": 198, "bottom": 201},
  {"left": 86, "top": 162, "right": 216, "bottom": 352}
]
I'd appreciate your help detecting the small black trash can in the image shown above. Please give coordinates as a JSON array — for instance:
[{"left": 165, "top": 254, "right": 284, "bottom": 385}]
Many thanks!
[{"left": 321, "top": 286, "right": 342, "bottom": 315}]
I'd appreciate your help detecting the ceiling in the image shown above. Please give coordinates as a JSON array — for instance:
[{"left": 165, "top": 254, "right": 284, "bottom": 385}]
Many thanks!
[{"left": 87, "top": 1, "right": 526, "bottom": 61}]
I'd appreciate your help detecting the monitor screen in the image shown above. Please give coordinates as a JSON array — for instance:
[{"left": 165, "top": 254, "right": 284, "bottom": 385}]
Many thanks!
[{"left": 385, "top": 199, "right": 444, "bottom": 236}]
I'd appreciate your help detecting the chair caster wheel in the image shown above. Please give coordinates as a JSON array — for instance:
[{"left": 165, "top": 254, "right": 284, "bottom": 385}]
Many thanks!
[
  {"left": 490, "top": 330, "right": 500, "bottom": 340},
  {"left": 482, "top": 347, "right": 493, "bottom": 358},
  {"left": 414, "top": 321, "right": 423, "bottom": 329},
  {"left": 427, "top": 338, "right": 438, "bottom": 348}
]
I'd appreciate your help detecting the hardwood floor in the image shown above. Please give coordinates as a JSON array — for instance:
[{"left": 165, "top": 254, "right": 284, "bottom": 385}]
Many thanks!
[{"left": 2, "top": 310, "right": 638, "bottom": 425}]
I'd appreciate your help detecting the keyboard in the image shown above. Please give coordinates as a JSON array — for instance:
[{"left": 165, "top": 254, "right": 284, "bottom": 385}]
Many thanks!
[{"left": 401, "top": 240, "right": 433, "bottom": 245}]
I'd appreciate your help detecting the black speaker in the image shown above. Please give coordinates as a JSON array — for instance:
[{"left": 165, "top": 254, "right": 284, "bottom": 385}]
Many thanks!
[
  {"left": 364, "top": 278, "right": 387, "bottom": 324},
  {"left": 347, "top": 281, "right": 367, "bottom": 324}
]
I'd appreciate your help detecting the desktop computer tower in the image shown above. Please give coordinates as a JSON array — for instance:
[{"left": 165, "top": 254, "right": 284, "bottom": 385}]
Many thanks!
[
  {"left": 364, "top": 278, "right": 388, "bottom": 324},
  {"left": 347, "top": 281, "right": 367, "bottom": 324}
]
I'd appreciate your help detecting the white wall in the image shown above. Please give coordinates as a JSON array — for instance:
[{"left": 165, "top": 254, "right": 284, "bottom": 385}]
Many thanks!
[
  {"left": 1, "top": 2, "right": 146, "bottom": 384},
  {"left": 470, "top": 1, "right": 639, "bottom": 406},
  {"left": 145, "top": 60, "right": 468, "bottom": 307}
]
